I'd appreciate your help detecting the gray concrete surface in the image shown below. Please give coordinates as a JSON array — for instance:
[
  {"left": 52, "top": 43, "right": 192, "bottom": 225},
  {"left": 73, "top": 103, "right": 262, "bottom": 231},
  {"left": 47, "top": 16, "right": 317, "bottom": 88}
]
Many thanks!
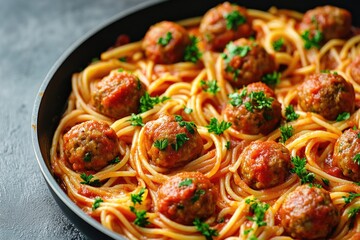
[{"left": 0, "top": 0, "right": 151, "bottom": 239}]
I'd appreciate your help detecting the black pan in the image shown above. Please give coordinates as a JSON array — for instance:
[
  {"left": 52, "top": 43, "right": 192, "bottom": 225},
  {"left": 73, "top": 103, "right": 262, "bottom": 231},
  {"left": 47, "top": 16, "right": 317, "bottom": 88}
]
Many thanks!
[{"left": 31, "top": 0, "right": 360, "bottom": 239}]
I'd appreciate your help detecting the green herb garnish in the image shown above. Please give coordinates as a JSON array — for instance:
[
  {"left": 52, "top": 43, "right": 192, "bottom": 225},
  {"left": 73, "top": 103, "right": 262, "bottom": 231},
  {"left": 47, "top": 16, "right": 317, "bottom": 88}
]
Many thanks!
[
  {"left": 200, "top": 79, "right": 220, "bottom": 95},
  {"left": 193, "top": 218, "right": 219, "bottom": 240},
  {"left": 80, "top": 173, "right": 102, "bottom": 187},
  {"left": 336, "top": 112, "right": 350, "bottom": 122},
  {"left": 92, "top": 197, "right": 103, "bottom": 210},
  {"left": 225, "top": 10, "right": 246, "bottom": 30},
  {"left": 280, "top": 125, "right": 294, "bottom": 143},
  {"left": 157, "top": 32, "right": 172, "bottom": 46},
  {"left": 171, "top": 133, "right": 189, "bottom": 151},
  {"left": 245, "top": 198, "right": 269, "bottom": 227},
  {"left": 130, "top": 113, "right": 144, "bottom": 127},
  {"left": 179, "top": 178, "right": 193, "bottom": 187},
  {"left": 83, "top": 152, "right": 92, "bottom": 162},
  {"left": 272, "top": 38, "right": 284, "bottom": 51},
  {"left": 206, "top": 118, "right": 232, "bottom": 135},
  {"left": 139, "top": 92, "right": 170, "bottom": 113},
  {"left": 262, "top": 71, "right": 281, "bottom": 86},
  {"left": 184, "top": 36, "right": 202, "bottom": 63},
  {"left": 301, "top": 30, "right": 323, "bottom": 49},
  {"left": 285, "top": 105, "right": 300, "bottom": 122},
  {"left": 290, "top": 156, "right": 315, "bottom": 184},
  {"left": 154, "top": 139, "right": 168, "bottom": 151}
]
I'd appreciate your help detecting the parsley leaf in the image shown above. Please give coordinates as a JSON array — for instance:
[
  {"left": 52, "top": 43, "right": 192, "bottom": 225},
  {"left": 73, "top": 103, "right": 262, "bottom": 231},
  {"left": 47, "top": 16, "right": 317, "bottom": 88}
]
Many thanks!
[
  {"left": 225, "top": 141, "right": 231, "bottom": 150},
  {"left": 354, "top": 154, "right": 360, "bottom": 165},
  {"left": 225, "top": 10, "right": 246, "bottom": 30},
  {"left": 206, "top": 118, "right": 232, "bottom": 135},
  {"left": 200, "top": 79, "right": 221, "bottom": 95},
  {"left": 131, "top": 188, "right": 145, "bottom": 205},
  {"left": 179, "top": 178, "right": 193, "bottom": 187},
  {"left": 130, "top": 113, "right": 144, "bottom": 127},
  {"left": 272, "top": 38, "right": 284, "bottom": 51},
  {"left": 139, "top": 92, "right": 170, "bottom": 113},
  {"left": 285, "top": 105, "right": 300, "bottom": 122},
  {"left": 83, "top": 152, "right": 92, "bottom": 162},
  {"left": 184, "top": 36, "right": 202, "bottom": 63},
  {"left": 157, "top": 32, "right": 172, "bottom": 46},
  {"left": 80, "top": 173, "right": 102, "bottom": 187},
  {"left": 290, "top": 156, "right": 315, "bottom": 184},
  {"left": 109, "top": 156, "right": 120, "bottom": 164},
  {"left": 246, "top": 91, "right": 274, "bottom": 113},
  {"left": 130, "top": 206, "right": 150, "bottom": 227},
  {"left": 171, "top": 133, "right": 189, "bottom": 151},
  {"left": 184, "top": 106, "right": 193, "bottom": 114},
  {"left": 301, "top": 30, "right": 323, "bottom": 49},
  {"left": 322, "top": 178, "right": 330, "bottom": 186},
  {"left": 154, "top": 139, "right": 168, "bottom": 151},
  {"left": 349, "top": 207, "right": 360, "bottom": 218},
  {"left": 245, "top": 198, "right": 269, "bottom": 227},
  {"left": 336, "top": 112, "right": 350, "bottom": 122},
  {"left": 92, "top": 197, "right": 103, "bottom": 210},
  {"left": 262, "top": 71, "right": 281, "bottom": 86},
  {"left": 191, "top": 189, "right": 206, "bottom": 203},
  {"left": 229, "top": 88, "right": 247, "bottom": 106},
  {"left": 175, "top": 115, "right": 197, "bottom": 134},
  {"left": 343, "top": 192, "right": 360, "bottom": 204},
  {"left": 193, "top": 218, "right": 219, "bottom": 240},
  {"left": 280, "top": 125, "right": 293, "bottom": 143},
  {"left": 222, "top": 42, "right": 251, "bottom": 64}
]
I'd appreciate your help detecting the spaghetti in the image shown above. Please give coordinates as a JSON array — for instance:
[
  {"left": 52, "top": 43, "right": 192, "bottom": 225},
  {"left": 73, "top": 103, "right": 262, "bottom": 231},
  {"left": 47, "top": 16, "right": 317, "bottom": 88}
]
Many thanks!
[{"left": 51, "top": 2, "right": 360, "bottom": 239}]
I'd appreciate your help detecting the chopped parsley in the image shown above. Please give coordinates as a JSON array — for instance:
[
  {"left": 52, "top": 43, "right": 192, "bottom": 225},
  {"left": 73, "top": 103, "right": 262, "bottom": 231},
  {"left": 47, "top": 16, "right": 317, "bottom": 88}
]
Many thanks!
[
  {"left": 179, "top": 178, "right": 193, "bottom": 187},
  {"left": 225, "top": 141, "right": 231, "bottom": 150},
  {"left": 80, "top": 173, "right": 102, "bottom": 187},
  {"left": 354, "top": 153, "right": 360, "bottom": 165},
  {"left": 83, "top": 152, "right": 92, "bottom": 162},
  {"left": 175, "top": 115, "right": 197, "bottom": 134},
  {"left": 200, "top": 79, "right": 221, "bottom": 95},
  {"left": 245, "top": 91, "right": 274, "bottom": 112},
  {"left": 229, "top": 88, "right": 247, "bottom": 106},
  {"left": 262, "top": 71, "right": 281, "bottom": 86},
  {"left": 191, "top": 189, "right": 206, "bottom": 203},
  {"left": 301, "top": 30, "right": 323, "bottom": 49},
  {"left": 336, "top": 112, "right": 350, "bottom": 122},
  {"left": 171, "top": 133, "right": 189, "bottom": 151},
  {"left": 322, "top": 178, "right": 330, "bottom": 186},
  {"left": 244, "top": 228, "right": 253, "bottom": 235},
  {"left": 119, "top": 56, "right": 127, "bottom": 62},
  {"left": 92, "top": 197, "right": 103, "bottom": 210},
  {"left": 131, "top": 188, "right": 146, "bottom": 205},
  {"left": 349, "top": 207, "right": 360, "bottom": 218},
  {"left": 225, "top": 10, "right": 246, "bottom": 30},
  {"left": 157, "top": 31, "right": 172, "bottom": 46},
  {"left": 222, "top": 42, "right": 251, "bottom": 64},
  {"left": 193, "top": 218, "right": 219, "bottom": 240},
  {"left": 184, "top": 36, "right": 202, "bottom": 63},
  {"left": 130, "top": 207, "right": 150, "bottom": 227},
  {"left": 280, "top": 125, "right": 293, "bottom": 143},
  {"left": 130, "top": 113, "right": 144, "bottom": 127},
  {"left": 184, "top": 106, "right": 193, "bottom": 114},
  {"left": 245, "top": 198, "right": 269, "bottom": 227},
  {"left": 272, "top": 38, "right": 284, "bottom": 51},
  {"left": 285, "top": 105, "right": 300, "bottom": 122},
  {"left": 206, "top": 118, "right": 232, "bottom": 135},
  {"left": 153, "top": 139, "right": 168, "bottom": 151},
  {"left": 109, "top": 156, "right": 120, "bottom": 164},
  {"left": 342, "top": 192, "right": 360, "bottom": 204},
  {"left": 139, "top": 92, "right": 170, "bottom": 113},
  {"left": 290, "top": 156, "right": 315, "bottom": 184}
]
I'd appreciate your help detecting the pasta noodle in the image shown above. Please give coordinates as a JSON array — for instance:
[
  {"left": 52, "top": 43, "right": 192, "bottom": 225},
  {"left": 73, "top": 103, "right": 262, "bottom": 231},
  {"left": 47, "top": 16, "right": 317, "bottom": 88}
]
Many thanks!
[{"left": 50, "top": 3, "right": 360, "bottom": 239}]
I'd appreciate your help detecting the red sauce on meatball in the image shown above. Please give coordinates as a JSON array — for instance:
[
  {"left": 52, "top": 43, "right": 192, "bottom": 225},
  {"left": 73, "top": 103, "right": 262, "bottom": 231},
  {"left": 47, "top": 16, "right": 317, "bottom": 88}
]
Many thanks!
[
  {"left": 333, "top": 129, "right": 360, "bottom": 181},
  {"left": 199, "top": 2, "right": 252, "bottom": 52},
  {"left": 239, "top": 140, "right": 292, "bottom": 189},
  {"left": 221, "top": 38, "right": 276, "bottom": 88},
  {"left": 157, "top": 172, "right": 217, "bottom": 225},
  {"left": 92, "top": 70, "right": 145, "bottom": 119},
  {"left": 300, "top": 5, "right": 352, "bottom": 42},
  {"left": 224, "top": 82, "right": 281, "bottom": 135},
  {"left": 144, "top": 115, "right": 203, "bottom": 169},
  {"left": 63, "top": 120, "right": 119, "bottom": 172},
  {"left": 142, "top": 21, "right": 190, "bottom": 64},
  {"left": 279, "top": 184, "right": 339, "bottom": 239},
  {"left": 298, "top": 73, "right": 355, "bottom": 121}
]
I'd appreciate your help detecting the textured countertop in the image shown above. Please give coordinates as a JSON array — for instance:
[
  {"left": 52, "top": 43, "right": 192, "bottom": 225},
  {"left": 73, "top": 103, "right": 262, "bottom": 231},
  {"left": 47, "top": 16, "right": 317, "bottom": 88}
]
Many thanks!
[{"left": 0, "top": 0, "right": 151, "bottom": 239}]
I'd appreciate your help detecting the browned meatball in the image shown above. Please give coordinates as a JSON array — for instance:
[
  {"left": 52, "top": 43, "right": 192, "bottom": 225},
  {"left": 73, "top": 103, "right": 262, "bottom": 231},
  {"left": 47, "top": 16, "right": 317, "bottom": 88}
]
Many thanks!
[
  {"left": 298, "top": 73, "right": 355, "bottom": 121},
  {"left": 221, "top": 38, "right": 276, "bottom": 88},
  {"left": 157, "top": 172, "right": 217, "bottom": 225},
  {"left": 144, "top": 115, "right": 203, "bottom": 169},
  {"left": 300, "top": 5, "right": 352, "bottom": 42},
  {"left": 199, "top": 2, "right": 252, "bottom": 52},
  {"left": 279, "top": 184, "right": 339, "bottom": 239},
  {"left": 239, "top": 140, "right": 291, "bottom": 189},
  {"left": 63, "top": 120, "right": 119, "bottom": 172},
  {"left": 350, "top": 56, "right": 360, "bottom": 84},
  {"left": 92, "top": 70, "right": 145, "bottom": 119},
  {"left": 142, "top": 21, "right": 190, "bottom": 64},
  {"left": 333, "top": 129, "right": 360, "bottom": 181},
  {"left": 224, "top": 82, "right": 281, "bottom": 135}
]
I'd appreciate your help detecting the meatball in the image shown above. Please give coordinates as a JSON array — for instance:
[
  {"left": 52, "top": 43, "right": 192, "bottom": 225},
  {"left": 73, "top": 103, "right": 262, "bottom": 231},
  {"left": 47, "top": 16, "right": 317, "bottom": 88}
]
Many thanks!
[
  {"left": 144, "top": 115, "right": 203, "bottom": 169},
  {"left": 333, "top": 129, "right": 360, "bottom": 181},
  {"left": 300, "top": 5, "right": 352, "bottom": 42},
  {"left": 279, "top": 184, "right": 339, "bottom": 239},
  {"left": 349, "top": 56, "right": 360, "bottom": 84},
  {"left": 239, "top": 140, "right": 292, "bottom": 189},
  {"left": 157, "top": 172, "right": 217, "bottom": 225},
  {"left": 224, "top": 82, "right": 282, "bottom": 135},
  {"left": 63, "top": 120, "right": 119, "bottom": 172},
  {"left": 199, "top": 2, "right": 252, "bottom": 52},
  {"left": 298, "top": 73, "right": 355, "bottom": 121},
  {"left": 222, "top": 38, "right": 276, "bottom": 88},
  {"left": 92, "top": 70, "right": 145, "bottom": 119},
  {"left": 142, "top": 21, "right": 190, "bottom": 64}
]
